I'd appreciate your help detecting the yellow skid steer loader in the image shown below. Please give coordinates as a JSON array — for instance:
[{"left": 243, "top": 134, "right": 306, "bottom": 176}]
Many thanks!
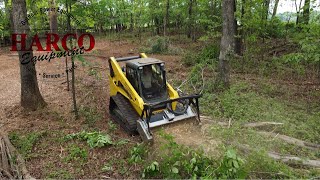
[{"left": 108, "top": 53, "right": 201, "bottom": 142}]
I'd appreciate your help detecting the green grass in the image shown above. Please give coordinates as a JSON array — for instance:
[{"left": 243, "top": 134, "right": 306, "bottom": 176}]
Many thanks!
[
  {"left": 203, "top": 79, "right": 319, "bottom": 176},
  {"left": 201, "top": 80, "right": 320, "bottom": 144}
]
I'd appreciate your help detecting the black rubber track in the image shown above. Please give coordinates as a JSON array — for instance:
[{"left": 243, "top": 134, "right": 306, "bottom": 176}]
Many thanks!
[{"left": 110, "top": 94, "right": 140, "bottom": 135}]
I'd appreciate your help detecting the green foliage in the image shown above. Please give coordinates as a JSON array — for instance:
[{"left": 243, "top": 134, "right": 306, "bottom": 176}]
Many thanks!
[
  {"left": 216, "top": 149, "right": 246, "bottom": 179},
  {"left": 64, "top": 145, "right": 88, "bottom": 163},
  {"left": 47, "top": 169, "right": 73, "bottom": 179},
  {"left": 108, "top": 121, "right": 118, "bottom": 133},
  {"left": 283, "top": 24, "right": 320, "bottom": 65},
  {"left": 182, "top": 43, "right": 219, "bottom": 66},
  {"left": 141, "top": 132, "right": 245, "bottom": 179},
  {"left": 79, "top": 106, "right": 102, "bottom": 127},
  {"left": 202, "top": 80, "right": 320, "bottom": 144},
  {"left": 243, "top": 151, "right": 297, "bottom": 178},
  {"left": 145, "top": 36, "right": 170, "bottom": 54},
  {"left": 265, "top": 18, "right": 286, "bottom": 38},
  {"left": 9, "top": 131, "right": 46, "bottom": 159},
  {"left": 76, "top": 55, "right": 91, "bottom": 67},
  {"left": 142, "top": 161, "right": 160, "bottom": 178},
  {"left": 65, "top": 131, "right": 113, "bottom": 148},
  {"left": 129, "top": 143, "right": 146, "bottom": 164}
]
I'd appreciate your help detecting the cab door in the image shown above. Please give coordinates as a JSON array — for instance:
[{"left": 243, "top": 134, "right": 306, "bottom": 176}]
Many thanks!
[{"left": 126, "top": 66, "right": 140, "bottom": 95}]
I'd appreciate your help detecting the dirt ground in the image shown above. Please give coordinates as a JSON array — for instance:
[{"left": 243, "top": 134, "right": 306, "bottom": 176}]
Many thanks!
[{"left": 0, "top": 38, "right": 218, "bottom": 178}]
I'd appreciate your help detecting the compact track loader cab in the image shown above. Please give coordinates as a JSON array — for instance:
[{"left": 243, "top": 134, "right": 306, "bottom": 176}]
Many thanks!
[{"left": 108, "top": 53, "right": 201, "bottom": 142}]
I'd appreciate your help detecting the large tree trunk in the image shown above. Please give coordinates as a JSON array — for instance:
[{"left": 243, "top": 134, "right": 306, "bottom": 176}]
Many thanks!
[
  {"left": 11, "top": 0, "right": 46, "bottom": 110},
  {"left": 301, "top": 0, "right": 310, "bottom": 24},
  {"left": 49, "top": 0, "right": 58, "bottom": 33},
  {"left": 272, "top": 0, "right": 280, "bottom": 18},
  {"left": 218, "top": 0, "right": 235, "bottom": 88}
]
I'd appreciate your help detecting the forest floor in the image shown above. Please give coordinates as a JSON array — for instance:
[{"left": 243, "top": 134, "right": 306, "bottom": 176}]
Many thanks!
[{"left": 0, "top": 34, "right": 319, "bottom": 178}]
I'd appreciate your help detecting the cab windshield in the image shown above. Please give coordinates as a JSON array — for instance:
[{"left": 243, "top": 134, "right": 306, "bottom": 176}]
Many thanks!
[{"left": 140, "top": 64, "right": 167, "bottom": 101}]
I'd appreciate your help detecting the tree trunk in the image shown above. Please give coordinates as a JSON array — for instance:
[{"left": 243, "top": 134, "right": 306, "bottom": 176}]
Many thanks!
[
  {"left": 11, "top": 0, "right": 46, "bottom": 110},
  {"left": 130, "top": 12, "right": 133, "bottom": 32},
  {"left": 263, "top": 0, "right": 270, "bottom": 20},
  {"left": 49, "top": 0, "right": 58, "bottom": 33},
  {"left": 295, "top": 0, "right": 303, "bottom": 25},
  {"left": 272, "top": 0, "right": 279, "bottom": 18},
  {"left": 218, "top": 0, "right": 235, "bottom": 88},
  {"left": 187, "top": 0, "right": 193, "bottom": 38},
  {"left": 234, "top": 0, "right": 242, "bottom": 55},
  {"left": 163, "top": 0, "right": 170, "bottom": 36},
  {"left": 301, "top": 0, "right": 310, "bottom": 24},
  {"left": 66, "top": 0, "right": 78, "bottom": 119}
]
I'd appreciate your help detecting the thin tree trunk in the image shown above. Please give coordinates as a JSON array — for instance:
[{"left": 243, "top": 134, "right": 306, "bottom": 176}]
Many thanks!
[
  {"left": 187, "top": 0, "right": 193, "bottom": 38},
  {"left": 49, "top": 0, "right": 58, "bottom": 33},
  {"left": 272, "top": 0, "right": 280, "bottom": 18},
  {"left": 301, "top": 0, "right": 310, "bottom": 24},
  {"left": 295, "top": 0, "right": 303, "bottom": 25},
  {"left": 218, "top": 0, "right": 235, "bottom": 88},
  {"left": 163, "top": 0, "right": 170, "bottom": 36},
  {"left": 11, "top": 0, "right": 46, "bottom": 110},
  {"left": 66, "top": 0, "right": 78, "bottom": 119},
  {"left": 264, "top": 0, "right": 270, "bottom": 20},
  {"left": 130, "top": 12, "right": 133, "bottom": 32},
  {"left": 234, "top": 0, "right": 242, "bottom": 55}
]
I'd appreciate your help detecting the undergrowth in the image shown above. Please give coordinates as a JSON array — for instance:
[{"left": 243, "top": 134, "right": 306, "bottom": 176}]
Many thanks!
[
  {"left": 137, "top": 132, "right": 245, "bottom": 179},
  {"left": 64, "top": 130, "right": 128, "bottom": 148},
  {"left": 9, "top": 131, "right": 46, "bottom": 159}
]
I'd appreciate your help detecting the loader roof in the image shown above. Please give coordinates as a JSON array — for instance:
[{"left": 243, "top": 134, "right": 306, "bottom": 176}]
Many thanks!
[{"left": 126, "top": 58, "right": 164, "bottom": 69}]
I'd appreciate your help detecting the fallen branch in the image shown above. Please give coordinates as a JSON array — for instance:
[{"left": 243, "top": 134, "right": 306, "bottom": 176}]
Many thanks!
[
  {"left": 258, "top": 131, "right": 320, "bottom": 151},
  {"left": 268, "top": 152, "right": 320, "bottom": 168},
  {"left": 236, "top": 143, "right": 320, "bottom": 168},
  {"left": 243, "top": 122, "right": 284, "bottom": 128}
]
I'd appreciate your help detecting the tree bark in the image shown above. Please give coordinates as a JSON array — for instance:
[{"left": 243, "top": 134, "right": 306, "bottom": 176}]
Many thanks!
[
  {"left": 49, "top": 0, "right": 58, "bottom": 33},
  {"left": 263, "top": 0, "right": 270, "bottom": 20},
  {"left": 163, "top": 0, "right": 170, "bottom": 36},
  {"left": 66, "top": 0, "right": 78, "bottom": 119},
  {"left": 301, "top": 0, "right": 310, "bottom": 24},
  {"left": 11, "top": 0, "right": 46, "bottom": 110},
  {"left": 295, "top": 0, "right": 303, "bottom": 25},
  {"left": 218, "top": 0, "right": 235, "bottom": 88},
  {"left": 272, "top": 0, "right": 280, "bottom": 18},
  {"left": 235, "top": 0, "right": 242, "bottom": 55},
  {"left": 187, "top": 0, "right": 193, "bottom": 38}
]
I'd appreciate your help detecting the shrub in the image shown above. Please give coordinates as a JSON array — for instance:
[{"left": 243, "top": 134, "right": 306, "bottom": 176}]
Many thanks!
[
  {"left": 182, "top": 43, "right": 219, "bottom": 66},
  {"left": 145, "top": 36, "right": 170, "bottom": 53}
]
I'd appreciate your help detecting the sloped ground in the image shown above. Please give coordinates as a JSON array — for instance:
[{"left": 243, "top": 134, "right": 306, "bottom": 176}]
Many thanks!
[
  {"left": 0, "top": 36, "right": 319, "bottom": 178},
  {"left": 0, "top": 37, "right": 219, "bottom": 178}
]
